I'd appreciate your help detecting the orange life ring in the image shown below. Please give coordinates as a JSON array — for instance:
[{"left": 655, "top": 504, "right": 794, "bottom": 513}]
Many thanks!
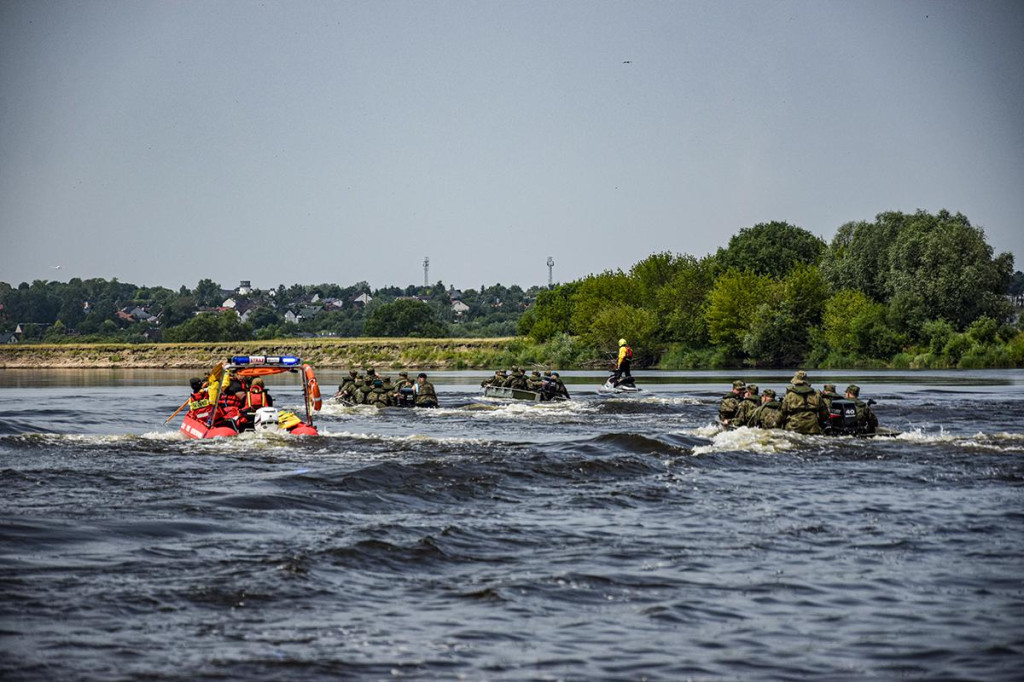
[{"left": 303, "top": 364, "right": 322, "bottom": 411}]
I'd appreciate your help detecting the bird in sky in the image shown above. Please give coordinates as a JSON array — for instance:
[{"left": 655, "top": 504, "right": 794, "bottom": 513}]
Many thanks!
[
  {"left": 622, "top": 60, "right": 631, "bottom": 64},
  {"left": 52, "top": 265, "right": 62, "bottom": 269}
]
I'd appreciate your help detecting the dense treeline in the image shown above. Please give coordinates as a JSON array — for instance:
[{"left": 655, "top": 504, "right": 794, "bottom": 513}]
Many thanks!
[
  {"left": 519, "top": 211, "right": 1024, "bottom": 368},
  {"left": 0, "top": 276, "right": 539, "bottom": 343},
  {"left": 3, "top": 209, "right": 1022, "bottom": 368}
]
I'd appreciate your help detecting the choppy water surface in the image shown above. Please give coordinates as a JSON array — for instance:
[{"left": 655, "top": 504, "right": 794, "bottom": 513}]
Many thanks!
[{"left": 1, "top": 369, "right": 1022, "bottom": 680}]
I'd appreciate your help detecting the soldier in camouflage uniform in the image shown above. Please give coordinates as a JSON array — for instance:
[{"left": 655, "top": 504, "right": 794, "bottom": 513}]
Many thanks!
[
  {"left": 334, "top": 369, "right": 360, "bottom": 403},
  {"left": 845, "top": 384, "right": 879, "bottom": 434},
  {"left": 718, "top": 380, "right": 746, "bottom": 425},
  {"left": 821, "top": 383, "right": 841, "bottom": 411},
  {"left": 550, "top": 371, "right": 570, "bottom": 399},
  {"left": 732, "top": 383, "right": 760, "bottom": 426},
  {"left": 527, "top": 370, "right": 544, "bottom": 391},
  {"left": 750, "top": 388, "right": 784, "bottom": 429},
  {"left": 481, "top": 370, "right": 504, "bottom": 388},
  {"left": 414, "top": 373, "right": 439, "bottom": 407},
  {"left": 354, "top": 377, "right": 374, "bottom": 405},
  {"left": 509, "top": 368, "right": 529, "bottom": 390},
  {"left": 367, "top": 379, "right": 391, "bottom": 407},
  {"left": 781, "top": 370, "right": 829, "bottom": 434}
]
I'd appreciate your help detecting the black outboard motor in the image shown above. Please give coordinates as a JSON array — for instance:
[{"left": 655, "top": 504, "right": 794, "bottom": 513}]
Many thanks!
[{"left": 825, "top": 399, "right": 860, "bottom": 435}]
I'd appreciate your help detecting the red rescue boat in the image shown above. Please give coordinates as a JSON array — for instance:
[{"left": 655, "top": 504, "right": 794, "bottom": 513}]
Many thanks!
[{"left": 177, "top": 355, "right": 322, "bottom": 439}]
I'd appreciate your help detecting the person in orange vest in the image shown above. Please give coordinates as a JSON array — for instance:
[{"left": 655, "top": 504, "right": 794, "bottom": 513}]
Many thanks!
[
  {"left": 213, "top": 376, "right": 247, "bottom": 431},
  {"left": 237, "top": 377, "right": 273, "bottom": 431},
  {"left": 185, "top": 377, "right": 214, "bottom": 422},
  {"left": 612, "top": 338, "right": 633, "bottom": 386}
]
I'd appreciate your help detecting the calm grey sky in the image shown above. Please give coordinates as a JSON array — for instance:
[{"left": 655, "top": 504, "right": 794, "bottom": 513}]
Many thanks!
[{"left": 1, "top": 0, "right": 1022, "bottom": 292}]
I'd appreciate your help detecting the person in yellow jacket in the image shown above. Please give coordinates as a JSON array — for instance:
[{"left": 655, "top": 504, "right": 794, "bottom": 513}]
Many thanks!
[{"left": 612, "top": 338, "right": 633, "bottom": 386}]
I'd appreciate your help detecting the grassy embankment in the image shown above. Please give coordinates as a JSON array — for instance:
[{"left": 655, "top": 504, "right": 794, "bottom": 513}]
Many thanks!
[{"left": 0, "top": 337, "right": 594, "bottom": 370}]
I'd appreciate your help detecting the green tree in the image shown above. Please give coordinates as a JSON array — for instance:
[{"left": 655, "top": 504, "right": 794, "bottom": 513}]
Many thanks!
[
  {"left": 520, "top": 282, "right": 578, "bottom": 342},
  {"left": 363, "top": 299, "right": 446, "bottom": 337},
  {"left": 823, "top": 210, "right": 1014, "bottom": 333},
  {"left": 192, "top": 279, "right": 222, "bottom": 308},
  {"left": 165, "top": 311, "right": 251, "bottom": 342},
  {"left": 569, "top": 271, "right": 636, "bottom": 337},
  {"left": 653, "top": 255, "right": 716, "bottom": 347},
  {"left": 586, "top": 304, "right": 659, "bottom": 364},
  {"left": 705, "top": 270, "right": 776, "bottom": 353},
  {"left": 715, "top": 221, "right": 826, "bottom": 279}
]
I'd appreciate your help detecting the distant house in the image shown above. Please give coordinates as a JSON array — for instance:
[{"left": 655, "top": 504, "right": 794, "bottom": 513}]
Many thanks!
[
  {"left": 236, "top": 280, "right": 252, "bottom": 296},
  {"left": 116, "top": 308, "right": 135, "bottom": 322},
  {"left": 451, "top": 300, "right": 470, "bottom": 315},
  {"left": 298, "top": 305, "right": 323, "bottom": 321},
  {"left": 222, "top": 298, "right": 237, "bottom": 309},
  {"left": 284, "top": 310, "right": 299, "bottom": 325},
  {"left": 352, "top": 293, "right": 373, "bottom": 306},
  {"left": 129, "top": 307, "right": 158, "bottom": 323},
  {"left": 0, "top": 332, "right": 18, "bottom": 344},
  {"left": 323, "top": 298, "right": 344, "bottom": 311},
  {"left": 309, "top": 293, "right": 321, "bottom": 304}
]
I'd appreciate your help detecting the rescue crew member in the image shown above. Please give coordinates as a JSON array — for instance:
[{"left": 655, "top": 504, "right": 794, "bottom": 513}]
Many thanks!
[
  {"left": 186, "top": 377, "right": 214, "bottom": 422},
  {"left": 612, "top": 338, "right": 633, "bottom": 386}
]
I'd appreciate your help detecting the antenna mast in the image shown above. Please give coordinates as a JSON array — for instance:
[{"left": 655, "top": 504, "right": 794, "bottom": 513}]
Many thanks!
[
  {"left": 423, "top": 257, "right": 430, "bottom": 287},
  {"left": 546, "top": 256, "right": 555, "bottom": 288}
]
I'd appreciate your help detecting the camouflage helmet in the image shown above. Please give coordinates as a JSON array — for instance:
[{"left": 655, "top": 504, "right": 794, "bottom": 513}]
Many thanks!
[
  {"left": 745, "top": 383, "right": 759, "bottom": 395},
  {"left": 732, "top": 380, "right": 745, "bottom": 390},
  {"left": 845, "top": 384, "right": 861, "bottom": 397},
  {"left": 532, "top": 370, "right": 540, "bottom": 377},
  {"left": 762, "top": 388, "right": 776, "bottom": 398},
  {"left": 823, "top": 383, "right": 837, "bottom": 393},
  {"left": 791, "top": 370, "right": 808, "bottom": 384}
]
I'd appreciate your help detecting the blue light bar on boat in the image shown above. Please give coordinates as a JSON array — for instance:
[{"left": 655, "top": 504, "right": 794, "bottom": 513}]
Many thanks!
[{"left": 230, "top": 355, "right": 302, "bottom": 366}]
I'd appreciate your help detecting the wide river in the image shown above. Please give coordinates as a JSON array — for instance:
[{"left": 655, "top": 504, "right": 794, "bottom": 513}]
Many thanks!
[{"left": 1, "top": 369, "right": 1022, "bottom": 681}]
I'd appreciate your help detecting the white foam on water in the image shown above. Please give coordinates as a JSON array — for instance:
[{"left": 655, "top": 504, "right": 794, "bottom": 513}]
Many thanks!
[
  {"left": 691, "top": 426, "right": 802, "bottom": 455},
  {"left": 316, "top": 429, "right": 494, "bottom": 447}
]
